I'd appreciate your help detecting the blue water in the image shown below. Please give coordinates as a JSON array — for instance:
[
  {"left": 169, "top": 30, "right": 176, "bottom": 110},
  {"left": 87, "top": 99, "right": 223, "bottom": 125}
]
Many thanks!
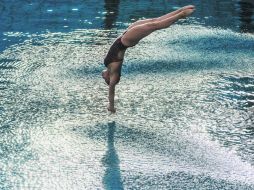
[{"left": 0, "top": 0, "right": 254, "bottom": 189}]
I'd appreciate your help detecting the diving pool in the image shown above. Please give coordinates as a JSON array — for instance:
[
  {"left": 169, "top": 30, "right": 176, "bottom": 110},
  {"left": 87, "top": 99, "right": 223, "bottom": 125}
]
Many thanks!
[{"left": 0, "top": 0, "right": 254, "bottom": 189}]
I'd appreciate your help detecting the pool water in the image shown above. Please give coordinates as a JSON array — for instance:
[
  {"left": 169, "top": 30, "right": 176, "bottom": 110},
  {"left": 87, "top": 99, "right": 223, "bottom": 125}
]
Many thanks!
[{"left": 0, "top": 0, "right": 254, "bottom": 189}]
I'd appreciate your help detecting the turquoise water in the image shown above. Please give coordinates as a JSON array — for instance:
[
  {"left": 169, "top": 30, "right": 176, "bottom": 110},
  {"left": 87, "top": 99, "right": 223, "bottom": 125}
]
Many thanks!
[{"left": 1, "top": 0, "right": 254, "bottom": 189}]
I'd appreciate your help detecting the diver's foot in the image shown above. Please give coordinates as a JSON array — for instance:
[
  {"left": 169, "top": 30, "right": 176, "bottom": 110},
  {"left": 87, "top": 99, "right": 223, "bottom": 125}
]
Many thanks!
[
  {"left": 181, "top": 5, "right": 195, "bottom": 11},
  {"left": 180, "top": 7, "right": 195, "bottom": 18}
]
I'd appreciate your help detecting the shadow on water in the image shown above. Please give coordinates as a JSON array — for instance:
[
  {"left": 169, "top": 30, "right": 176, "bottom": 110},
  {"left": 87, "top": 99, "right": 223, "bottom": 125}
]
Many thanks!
[
  {"left": 104, "top": 0, "right": 120, "bottom": 29},
  {"left": 70, "top": 57, "right": 245, "bottom": 79},
  {"left": 238, "top": 0, "right": 254, "bottom": 33},
  {"left": 70, "top": 28, "right": 254, "bottom": 78},
  {"left": 177, "top": 33, "right": 254, "bottom": 52},
  {"left": 102, "top": 121, "right": 124, "bottom": 190},
  {"left": 71, "top": 121, "right": 254, "bottom": 189}
]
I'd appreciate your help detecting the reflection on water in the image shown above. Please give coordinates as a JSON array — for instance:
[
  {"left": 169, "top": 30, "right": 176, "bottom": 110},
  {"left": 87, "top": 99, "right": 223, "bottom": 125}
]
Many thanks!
[
  {"left": 0, "top": 0, "right": 253, "bottom": 33},
  {"left": 239, "top": 0, "right": 254, "bottom": 33},
  {"left": 102, "top": 121, "right": 124, "bottom": 190},
  {"left": 104, "top": 0, "right": 120, "bottom": 29},
  {"left": 219, "top": 74, "right": 254, "bottom": 109}
]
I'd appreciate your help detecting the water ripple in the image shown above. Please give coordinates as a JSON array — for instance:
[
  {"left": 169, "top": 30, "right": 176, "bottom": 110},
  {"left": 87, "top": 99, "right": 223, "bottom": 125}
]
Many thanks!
[{"left": 0, "top": 25, "right": 254, "bottom": 189}]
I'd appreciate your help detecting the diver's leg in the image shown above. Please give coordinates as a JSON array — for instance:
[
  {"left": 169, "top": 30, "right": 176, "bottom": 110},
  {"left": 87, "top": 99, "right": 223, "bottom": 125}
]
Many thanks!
[
  {"left": 127, "top": 18, "right": 157, "bottom": 30},
  {"left": 127, "top": 5, "right": 195, "bottom": 30},
  {"left": 156, "top": 5, "right": 195, "bottom": 21},
  {"left": 122, "top": 9, "right": 194, "bottom": 47}
]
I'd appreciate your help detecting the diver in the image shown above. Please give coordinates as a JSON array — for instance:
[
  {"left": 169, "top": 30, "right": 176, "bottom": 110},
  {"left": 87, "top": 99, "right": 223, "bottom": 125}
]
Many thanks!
[{"left": 102, "top": 5, "right": 195, "bottom": 113}]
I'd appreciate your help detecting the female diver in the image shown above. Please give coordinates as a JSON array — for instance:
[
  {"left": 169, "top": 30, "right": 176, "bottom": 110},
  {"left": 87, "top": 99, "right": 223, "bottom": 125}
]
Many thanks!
[{"left": 102, "top": 5, "right": 195, "bottom": 113}]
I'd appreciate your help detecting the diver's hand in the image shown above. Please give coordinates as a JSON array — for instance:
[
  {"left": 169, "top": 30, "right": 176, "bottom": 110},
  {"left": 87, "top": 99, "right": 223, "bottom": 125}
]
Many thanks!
[{"left": 107, "top": 105, "right": 116, "bottom": 113}]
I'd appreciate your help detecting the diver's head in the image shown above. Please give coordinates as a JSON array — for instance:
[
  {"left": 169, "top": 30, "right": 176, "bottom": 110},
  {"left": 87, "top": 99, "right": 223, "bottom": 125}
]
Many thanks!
[{"left": 102, "top": 68, "right": 121, "bottom": 86}]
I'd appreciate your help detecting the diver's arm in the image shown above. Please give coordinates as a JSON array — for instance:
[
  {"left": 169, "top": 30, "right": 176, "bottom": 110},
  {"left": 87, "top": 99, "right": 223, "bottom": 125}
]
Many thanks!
[
  {"left": 107, "top": 72, "right": 120, "bottom": 113},
  {"left": 108, "top": 84, "right": 116, "bottom": 113}
]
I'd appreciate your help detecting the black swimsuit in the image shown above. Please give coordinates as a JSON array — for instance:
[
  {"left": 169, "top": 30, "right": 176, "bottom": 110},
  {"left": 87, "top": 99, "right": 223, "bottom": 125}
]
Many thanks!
[{"left": 104, "top": 32, "right": 129, "bottom": 67}]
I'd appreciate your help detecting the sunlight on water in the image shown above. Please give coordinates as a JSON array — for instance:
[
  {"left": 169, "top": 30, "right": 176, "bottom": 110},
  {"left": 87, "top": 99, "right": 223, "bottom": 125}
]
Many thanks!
[{"left": 0, "top": 25, "right": 254, "bottom": 189}]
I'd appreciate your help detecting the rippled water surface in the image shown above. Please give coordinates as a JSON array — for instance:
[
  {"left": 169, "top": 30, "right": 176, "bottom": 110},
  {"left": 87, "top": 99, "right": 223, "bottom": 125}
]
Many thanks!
[{"left": 0, "top": 0, "right": 254, "bottom": 189}]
